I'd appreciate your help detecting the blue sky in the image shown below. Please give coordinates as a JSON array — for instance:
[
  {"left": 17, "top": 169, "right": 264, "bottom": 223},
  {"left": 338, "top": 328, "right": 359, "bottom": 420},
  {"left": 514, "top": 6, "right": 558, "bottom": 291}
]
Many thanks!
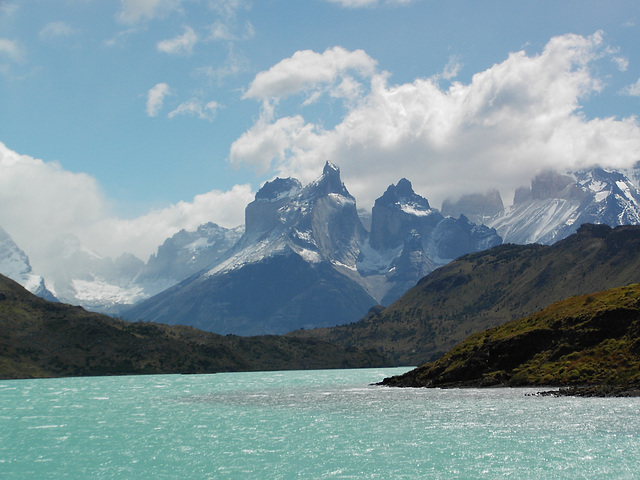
[{"left": 1, "top": 0, "right": 640, "bottom": 268}]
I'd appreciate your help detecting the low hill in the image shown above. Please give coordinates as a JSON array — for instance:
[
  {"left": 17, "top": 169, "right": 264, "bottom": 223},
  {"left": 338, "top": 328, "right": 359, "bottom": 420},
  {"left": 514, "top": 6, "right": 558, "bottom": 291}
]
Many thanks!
[
  {"left": 0, "top": 274, "right": 388, "bottom": 380},
  {"left": 290, "top": 224, "right": 640, "bottom": 365},
  {"left": 379, "top": 284, "right": 640, "bottom": 396}
]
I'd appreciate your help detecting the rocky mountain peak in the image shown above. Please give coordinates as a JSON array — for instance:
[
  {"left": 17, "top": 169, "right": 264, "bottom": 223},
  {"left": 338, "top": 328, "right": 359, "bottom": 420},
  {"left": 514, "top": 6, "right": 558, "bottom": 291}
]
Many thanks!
[
  {"left": 310, "top": 161, "right": 351, "bottom": 198},
  {"left": 376, "top": 178, "right": 431, "bottom": 210},
  {"left": 255, "top": 177, "right": 302, "bottom": 201}
]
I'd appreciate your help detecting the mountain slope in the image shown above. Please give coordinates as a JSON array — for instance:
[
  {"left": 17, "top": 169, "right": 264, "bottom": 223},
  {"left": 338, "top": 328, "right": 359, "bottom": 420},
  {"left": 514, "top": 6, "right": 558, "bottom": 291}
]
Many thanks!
[
  {"left": 290, "top": 224, "right": 640, "bottom": 365},
  {"left": 124, "top": 163, "right": 378, "bottom": 335},
  {"left": 0, "top": 273, "right": 388, "bottom": 380},
  {"left": 125, "top": 165, "right": 501, "bottom": 335},
  {"left": 0, "top": 225, "right": 55, "bottom": 301},
  {"left": 379, "top": 284, "right": 640, "bottom": 396},
  {"left": 489, "top": 168, "right": 640, "bottom": 244}
]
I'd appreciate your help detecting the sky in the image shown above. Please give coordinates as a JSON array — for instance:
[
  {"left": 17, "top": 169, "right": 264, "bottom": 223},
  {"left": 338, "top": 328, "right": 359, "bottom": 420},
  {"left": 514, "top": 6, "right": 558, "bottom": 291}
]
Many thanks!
[{"left": 2, "top": 0, "right": 640, "bottom": 271}]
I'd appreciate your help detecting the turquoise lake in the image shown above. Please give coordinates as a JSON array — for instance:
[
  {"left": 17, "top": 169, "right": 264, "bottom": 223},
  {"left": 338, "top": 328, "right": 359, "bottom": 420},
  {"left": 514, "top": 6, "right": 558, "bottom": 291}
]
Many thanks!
[{"left": 1, "top": 367, "right": 639, "bottom": 479}]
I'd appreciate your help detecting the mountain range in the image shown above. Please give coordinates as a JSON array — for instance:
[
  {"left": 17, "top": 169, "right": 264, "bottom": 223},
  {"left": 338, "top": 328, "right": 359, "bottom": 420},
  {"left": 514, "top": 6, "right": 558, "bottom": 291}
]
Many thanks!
[
  {"left": 124, "top": 162, "right": 500, "bottom": 334},
  {"left": 3, "top": 163, "right": 640, "bottom": 338},
  {"left": 291, "top": 223, "right": 640, "bottom": 365}
]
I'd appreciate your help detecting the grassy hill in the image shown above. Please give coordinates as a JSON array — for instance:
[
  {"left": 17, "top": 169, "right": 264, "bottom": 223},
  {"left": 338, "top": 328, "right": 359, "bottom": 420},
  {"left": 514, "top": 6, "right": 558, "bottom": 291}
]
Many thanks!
[
  {"left": 290, "top": 224, "right": 640, "bottom": 365},
  {"left": 379, "top": 284, "right": 640, "bottom": 396},
  {"left": 0, "top": 274, "right": 388, "bottom": 380}
]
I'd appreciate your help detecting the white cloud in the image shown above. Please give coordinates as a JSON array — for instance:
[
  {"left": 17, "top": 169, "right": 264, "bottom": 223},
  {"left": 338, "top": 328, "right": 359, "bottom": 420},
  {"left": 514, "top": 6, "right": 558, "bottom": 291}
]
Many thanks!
[
  {"left": 621, "top": 78, "right": 640, "bottom": 97},
  {"left": 81, "top": 184, "right": 253, "bottom": 260},
  {"left": 232, "top": 33, "right": 640, "bottom": 211},
  {"left": 244, "top": 46, "right": 377, "bottom": 103},
  {"left": 39, "top": 21, "right": 76, "bottom": 39},
  {"left": 168, "top": 100, "right": 220, "bottom": 121},
  {"left": 0, "top": 142, "right": 252, "bottom": 270},
  {"left": 157, "top": 26, "right": 197, "bottom": 56},
  {"left": 0, "top": 38, "right": 24, "bottom": 62},
  {"left": 146, "top": 82, "right": 171, "bottom": 117},
  {"left": 117, "top": 0, "right": 183, "bottom": 24}
]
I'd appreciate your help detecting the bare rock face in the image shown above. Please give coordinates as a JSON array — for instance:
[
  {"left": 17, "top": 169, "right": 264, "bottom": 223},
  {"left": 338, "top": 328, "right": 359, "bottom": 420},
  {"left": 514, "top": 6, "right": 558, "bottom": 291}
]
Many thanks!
[{"left": 369, "top": 178, "right": 437, "bottom": 251}]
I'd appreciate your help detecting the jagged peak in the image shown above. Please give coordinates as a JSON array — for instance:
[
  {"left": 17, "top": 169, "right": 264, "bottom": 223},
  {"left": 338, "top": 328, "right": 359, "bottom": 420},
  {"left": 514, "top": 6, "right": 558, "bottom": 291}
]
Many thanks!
[
  {"left": 255, "top": 177, "right": 302, "bottom": 201},
  {"left": 376, "top": 178, "right": 431, "bottom": 211},
  {"left": 308, "top": 161, "right": 352, "bottom": 198}
]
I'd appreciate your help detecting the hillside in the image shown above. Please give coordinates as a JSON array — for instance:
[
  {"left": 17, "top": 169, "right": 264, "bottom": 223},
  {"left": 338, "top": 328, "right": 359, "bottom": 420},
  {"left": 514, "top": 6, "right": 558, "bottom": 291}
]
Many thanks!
[
  {"left": 379, "top": 284, "right": 640, "bottom": 396},
  {"left": 0, "top": 274, "right": 388, "bottom": 380},
  {"left": 290, "top": 224, "right": 640, "bottom": 365}
]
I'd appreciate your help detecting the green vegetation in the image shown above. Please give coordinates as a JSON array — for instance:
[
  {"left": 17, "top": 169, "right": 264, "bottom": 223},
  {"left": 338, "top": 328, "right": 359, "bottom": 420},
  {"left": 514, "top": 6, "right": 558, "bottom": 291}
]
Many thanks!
[
  {"left": 380, "top": 284, "right": 640, "bottom": 396},
  {"left": 291, "top": 224, "right": 640, "bottom": 365},
  {"left": 0, "top": 275, "right": 388, "bottom": 380}
]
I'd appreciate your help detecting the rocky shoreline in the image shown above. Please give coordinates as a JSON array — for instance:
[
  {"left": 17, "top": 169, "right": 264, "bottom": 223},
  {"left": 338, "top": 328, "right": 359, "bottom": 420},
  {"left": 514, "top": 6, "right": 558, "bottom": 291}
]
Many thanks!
[{"left": 533, "top": 384, "right": 640, "bottom": 398}]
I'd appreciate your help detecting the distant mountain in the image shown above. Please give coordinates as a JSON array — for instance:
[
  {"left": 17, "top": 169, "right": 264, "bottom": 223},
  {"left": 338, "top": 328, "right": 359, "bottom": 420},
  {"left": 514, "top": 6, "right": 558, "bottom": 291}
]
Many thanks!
[
  {"left": 37, "top": 234, "right": 147, "bottom": 314},
  {"left": 290, "top": 224, "right": 640, "bottom": 365},
  {"left": 136, "top": 222, "right": 244, "bottom": 294},
  {"left": 380, "top": 284, "right": 640, "bottom": 396},
  {"left": 0, "top": 225, "right": 55, "bottom": 301},
  {"left": 31, "top": 222, "right": 243, "bottom": 314},
  {"left": 125, "top": 163, "right": 500, "bottom": 335},
  {"left": 0, "top": 273, "right": 388, "bottom": 380},
  {"left": 125, "top": 162, "right": 378, "bottom": 335},
  {"left": 488, "top": 168, "right": 640, "bottom": 244}
]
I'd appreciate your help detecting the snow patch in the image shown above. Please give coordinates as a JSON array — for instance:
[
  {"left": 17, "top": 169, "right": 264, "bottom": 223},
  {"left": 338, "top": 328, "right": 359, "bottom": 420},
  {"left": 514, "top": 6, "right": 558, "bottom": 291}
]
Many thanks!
[
  {"left": 399, "top": 203, "right": 432, "bottom": 216},
  {"left": 72, "top": 278, "right": 146, "bottom": 307}
]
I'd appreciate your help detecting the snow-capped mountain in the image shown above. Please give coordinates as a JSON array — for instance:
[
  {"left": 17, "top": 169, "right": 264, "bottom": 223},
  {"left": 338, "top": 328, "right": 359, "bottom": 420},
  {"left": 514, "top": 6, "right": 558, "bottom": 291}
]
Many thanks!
[
  {"left": 488, "top": 168, "right": 640, "bottom": 245},
  {"left": 32, "top": 222, "right": 243, "bottom": 314},
  {"left": 358, "top": 178, "right": 502, "bottom": 304},
  {"left": 125, "top": 162, "right": 377, "bottom": 335},
  {"left": 137, "top": 222, "right": 244, "bottom": 294},
  {"left": 125, "top": 163, "right": 502, "bottom": 335},
  {"left": 0, "top": 226, "right": 56, "bottom": 301}
]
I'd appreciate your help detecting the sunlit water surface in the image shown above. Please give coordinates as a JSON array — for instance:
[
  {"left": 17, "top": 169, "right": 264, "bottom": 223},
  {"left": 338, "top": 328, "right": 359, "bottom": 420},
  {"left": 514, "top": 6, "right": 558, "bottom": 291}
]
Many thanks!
[{"left": 1, "top": 367, "right": 639, "bottom": 479}]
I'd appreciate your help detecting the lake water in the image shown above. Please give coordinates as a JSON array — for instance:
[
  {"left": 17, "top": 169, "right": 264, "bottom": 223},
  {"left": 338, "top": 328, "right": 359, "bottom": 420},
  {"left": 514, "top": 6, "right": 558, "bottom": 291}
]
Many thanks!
[{"left": 1, "top": 367, "right": 639, "bottom": 479}]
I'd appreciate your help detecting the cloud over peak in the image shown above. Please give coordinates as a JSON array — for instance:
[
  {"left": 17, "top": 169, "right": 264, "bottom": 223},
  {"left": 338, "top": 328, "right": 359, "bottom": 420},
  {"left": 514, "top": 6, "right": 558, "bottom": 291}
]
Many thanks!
[{"left": 232, "top": 32, "right": 640, "bottom": 210}]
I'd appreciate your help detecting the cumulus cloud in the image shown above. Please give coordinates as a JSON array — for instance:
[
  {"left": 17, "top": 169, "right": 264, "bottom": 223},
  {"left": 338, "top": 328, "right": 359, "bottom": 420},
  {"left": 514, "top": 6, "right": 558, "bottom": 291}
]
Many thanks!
[
  {"left": 81, "top": 184, "right": 253, "bottom": 260},
  {"left": 243, "top": 46, "right": 377, "bottom": 102},
  {"left": 39, "top": 21, "right": 76, "bottom": 39},
  {"left": 117, "top": 0, "right": 183, "bottom": 24},
  {"left": 168, "top": 100, "right": 220, "bottom": 121},
  {"left": 232, "top": 33, "right": 640, "bottom": 211},
  {"left": 157, "top": 26, "right": 197, "bottom": 55},
  {"left": 146, "top": 82, "right": 171, "bottom": 117},
  {"left": 0, "top": 142, "right": 252, "bottom": 270}
]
